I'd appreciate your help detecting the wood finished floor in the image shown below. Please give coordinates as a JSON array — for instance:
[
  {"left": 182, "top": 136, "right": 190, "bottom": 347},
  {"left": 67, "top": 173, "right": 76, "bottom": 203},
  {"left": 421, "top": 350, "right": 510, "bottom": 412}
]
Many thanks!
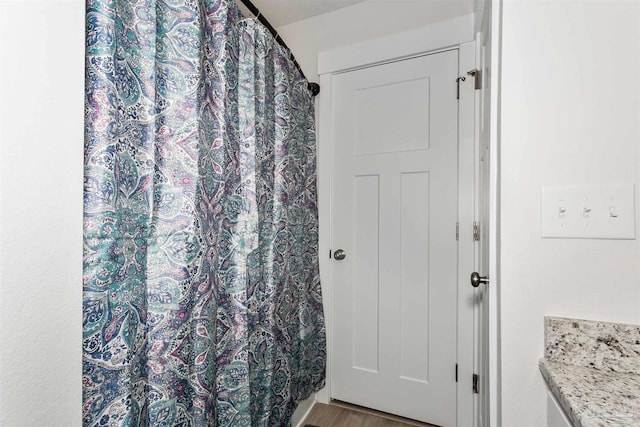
[{"left": 301, "top": 401, "right": 439, "bottom": 427}]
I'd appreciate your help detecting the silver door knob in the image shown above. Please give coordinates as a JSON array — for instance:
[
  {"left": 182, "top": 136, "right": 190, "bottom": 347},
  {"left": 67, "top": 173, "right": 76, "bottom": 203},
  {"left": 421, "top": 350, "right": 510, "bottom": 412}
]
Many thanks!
[
  {"left": 470, "top": 272, "right": 489, "bottom": 287},
  {"left": 333, "top": 249, "right": 346, "bottom": 260}
]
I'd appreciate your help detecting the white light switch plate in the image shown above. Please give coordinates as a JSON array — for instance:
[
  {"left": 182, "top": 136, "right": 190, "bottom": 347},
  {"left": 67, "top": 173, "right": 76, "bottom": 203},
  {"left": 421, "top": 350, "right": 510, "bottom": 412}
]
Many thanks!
[{"left": 542, "top": 184, "right": 636, "bottom": 239}]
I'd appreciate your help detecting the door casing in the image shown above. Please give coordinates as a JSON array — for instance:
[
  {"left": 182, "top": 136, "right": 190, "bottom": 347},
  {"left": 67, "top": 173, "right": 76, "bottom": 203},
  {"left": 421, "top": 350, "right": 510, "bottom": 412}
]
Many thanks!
[{"left": 316, "top": 14, "right": 481, "bottom": 426}]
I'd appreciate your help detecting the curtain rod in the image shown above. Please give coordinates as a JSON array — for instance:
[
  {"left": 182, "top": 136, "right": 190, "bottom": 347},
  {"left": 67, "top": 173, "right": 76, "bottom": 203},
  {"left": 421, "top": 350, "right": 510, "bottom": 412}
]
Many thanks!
[{"left": 238, "top": 0, "right": 320, "bottom": 97}]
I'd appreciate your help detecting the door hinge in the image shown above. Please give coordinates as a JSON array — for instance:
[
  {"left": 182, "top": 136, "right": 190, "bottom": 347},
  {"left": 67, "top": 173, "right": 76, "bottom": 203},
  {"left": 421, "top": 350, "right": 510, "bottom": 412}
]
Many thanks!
[
  {"left": 473, "top": 374, "right": 479, "bottom": 393},
  {"left": 455, "top": 76, "right": 466, "bottom": 99},
  {"left": 473, "top": 221, "right": 480, "bottom": 242},
  {"left": 467, "top": 69, "right": 482, "bottom": 90},
  {"left": 455, "top": 364, "right": 458, "bottom": 382},
  {"left": 456, "top": 222, "right": 460, "bottom": 241}
]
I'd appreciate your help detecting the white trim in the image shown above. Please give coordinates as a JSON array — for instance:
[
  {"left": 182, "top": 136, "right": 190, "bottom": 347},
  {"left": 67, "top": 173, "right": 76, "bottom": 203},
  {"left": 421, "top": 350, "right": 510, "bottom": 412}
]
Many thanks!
[
  {"left": 472, "top": 35, "right": 481, "bottom": 427},
  {"left": 316, "top": 16, "right": 477, "bottom": 425},
  {"left": 318, "top": 14, "right": 475, "bottom": 75},
  {"left": 457, "top": 40, "right": 478, "bottom": 427},
  {"left": 316, "top": 71, "right": 334, "bottom": 405},
  {"left": 292, "top": 394, "right": 317, "bottom": 427},
  {"left": 489, "top": 0, "right": 503, "bottom": 426}
]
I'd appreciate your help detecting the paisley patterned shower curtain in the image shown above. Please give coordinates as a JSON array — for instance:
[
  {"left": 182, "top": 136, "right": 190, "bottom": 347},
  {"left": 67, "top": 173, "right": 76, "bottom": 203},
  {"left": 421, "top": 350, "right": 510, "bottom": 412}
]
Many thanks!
[{"left": 82, "top": 0, "right": 326, "bottom": 425}]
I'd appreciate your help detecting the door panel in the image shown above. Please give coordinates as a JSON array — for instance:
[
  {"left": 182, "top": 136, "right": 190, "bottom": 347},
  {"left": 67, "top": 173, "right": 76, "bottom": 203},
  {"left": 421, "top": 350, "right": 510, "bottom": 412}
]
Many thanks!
[
  {"left": 352, "top": 174, "right": 380, "bottom": 372},
  {"left": 330, "top": 50, "right": 459, "bottom": 427},
  {"left": 399, "top": 171, "right": 430, "bottom": 382}
]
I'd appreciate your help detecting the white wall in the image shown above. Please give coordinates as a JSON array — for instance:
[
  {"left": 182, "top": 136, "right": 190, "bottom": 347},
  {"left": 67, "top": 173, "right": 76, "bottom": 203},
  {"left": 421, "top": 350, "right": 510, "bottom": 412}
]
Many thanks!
[
  {"left": 500, "top": 1, "right": 640, "bottom": 425},
  {"left": 0, "top": 1, "right": 84, "bottom": 426},
  {"left": 277, "top": 0, "right": 474, "bottom": 80}
]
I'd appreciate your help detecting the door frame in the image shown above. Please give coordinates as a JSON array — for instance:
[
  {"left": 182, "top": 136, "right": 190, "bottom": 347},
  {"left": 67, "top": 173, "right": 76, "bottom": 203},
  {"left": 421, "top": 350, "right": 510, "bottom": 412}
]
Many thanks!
[{"left": 316, "top": 14, "right": 479, "bottom": 426}]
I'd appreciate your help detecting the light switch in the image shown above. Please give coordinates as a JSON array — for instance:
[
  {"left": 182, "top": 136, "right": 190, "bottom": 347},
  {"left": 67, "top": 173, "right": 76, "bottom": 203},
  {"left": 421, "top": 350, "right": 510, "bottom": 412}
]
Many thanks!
[
  {"left": 558, "top": 207, "right": 566, "bottom": 218},
  {"left": 542, "top": 184, "right": 636, "bottom": 239}
]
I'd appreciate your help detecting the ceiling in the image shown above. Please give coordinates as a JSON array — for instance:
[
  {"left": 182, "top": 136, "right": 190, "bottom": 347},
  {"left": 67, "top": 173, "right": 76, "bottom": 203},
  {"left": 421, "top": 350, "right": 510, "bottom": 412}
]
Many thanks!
[{"left": 239, "top": 0, "right": 369, "bottom": 27}]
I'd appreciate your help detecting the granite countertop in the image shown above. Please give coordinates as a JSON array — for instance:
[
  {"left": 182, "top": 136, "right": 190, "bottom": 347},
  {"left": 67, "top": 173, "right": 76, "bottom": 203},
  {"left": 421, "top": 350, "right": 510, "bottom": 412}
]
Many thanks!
[{"left": 540, "top": 317, "right": 640, "bottom": 427}]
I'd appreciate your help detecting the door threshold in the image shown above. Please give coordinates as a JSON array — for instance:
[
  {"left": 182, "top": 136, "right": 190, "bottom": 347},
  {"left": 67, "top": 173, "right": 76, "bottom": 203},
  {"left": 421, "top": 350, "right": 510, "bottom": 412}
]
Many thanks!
[{"left": 329, "top": 400, "right": 440, "bottom": 427}]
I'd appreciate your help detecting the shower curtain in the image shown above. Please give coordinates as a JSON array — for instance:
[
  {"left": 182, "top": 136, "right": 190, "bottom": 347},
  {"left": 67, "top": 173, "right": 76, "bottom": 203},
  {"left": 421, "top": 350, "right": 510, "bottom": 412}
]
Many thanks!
[{"left": 82, "top": 1, "right": 326, "bottom": 425}]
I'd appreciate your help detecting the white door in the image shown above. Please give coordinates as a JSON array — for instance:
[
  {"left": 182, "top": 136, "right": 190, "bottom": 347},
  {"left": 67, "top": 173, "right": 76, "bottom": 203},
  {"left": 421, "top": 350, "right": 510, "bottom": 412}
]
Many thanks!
[{"left": 330, "top": 49, "right": 460, "bottom": 427}]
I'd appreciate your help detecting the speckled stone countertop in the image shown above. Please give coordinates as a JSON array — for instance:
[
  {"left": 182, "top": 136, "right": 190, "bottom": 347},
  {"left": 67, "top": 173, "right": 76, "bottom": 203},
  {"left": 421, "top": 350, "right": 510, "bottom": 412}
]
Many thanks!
[{"left": 540, "top": 317, "right": 640, "bottom": 426}]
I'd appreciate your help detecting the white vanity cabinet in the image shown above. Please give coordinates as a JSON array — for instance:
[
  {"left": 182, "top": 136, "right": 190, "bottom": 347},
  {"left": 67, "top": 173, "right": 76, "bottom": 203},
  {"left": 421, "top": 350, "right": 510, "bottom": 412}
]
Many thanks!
[{"left": 547, "top": 390, "right": 573, "bottom": 427}]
